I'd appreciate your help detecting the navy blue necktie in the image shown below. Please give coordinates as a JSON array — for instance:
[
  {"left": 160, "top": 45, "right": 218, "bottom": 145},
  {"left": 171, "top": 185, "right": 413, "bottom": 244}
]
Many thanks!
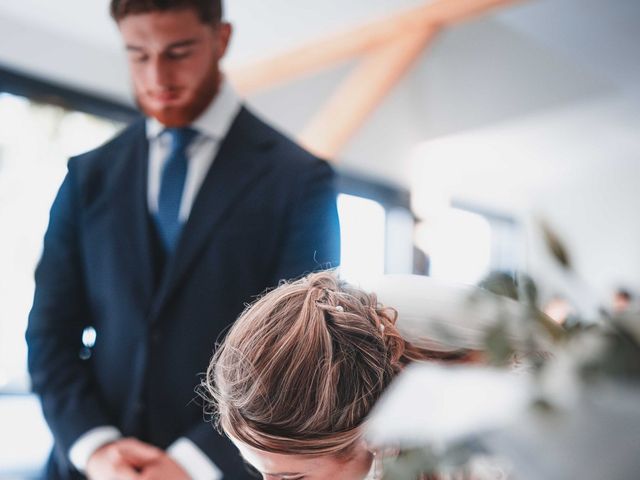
[{"left": 155, "top": 127, "right": 198, "bottom": 253}]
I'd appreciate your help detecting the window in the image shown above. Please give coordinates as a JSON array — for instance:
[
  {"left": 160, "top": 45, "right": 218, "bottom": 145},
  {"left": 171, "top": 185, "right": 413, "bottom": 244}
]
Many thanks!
[
  {"left": 336, "top": 172, "right": 414, "bottom": 281},
  {"left": 337, "top": 193, "right": 386, "bottom": 283},
  {"left": 414, "top": 204, "right": 522, "bottom": 285},
  {"left": 415, "top": 208, "right": 492, "bottom": 285}
]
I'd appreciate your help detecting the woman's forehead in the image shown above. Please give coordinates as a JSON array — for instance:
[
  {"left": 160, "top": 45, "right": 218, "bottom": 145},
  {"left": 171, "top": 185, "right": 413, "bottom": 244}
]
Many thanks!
[{"left": 234, "top": 439, "right": 337, "bottom": 474}]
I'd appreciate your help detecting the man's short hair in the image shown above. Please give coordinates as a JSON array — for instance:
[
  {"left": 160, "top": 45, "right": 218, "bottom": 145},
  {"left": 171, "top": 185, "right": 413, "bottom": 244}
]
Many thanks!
[{"left": 110, "top": 0, "right": 223, "bottom": 24}]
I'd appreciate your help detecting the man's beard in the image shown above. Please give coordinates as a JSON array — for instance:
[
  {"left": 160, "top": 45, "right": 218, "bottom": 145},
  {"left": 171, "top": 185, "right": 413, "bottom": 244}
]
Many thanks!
[{"left": 136, "top": 68, "right": 219, "bottom": 127}]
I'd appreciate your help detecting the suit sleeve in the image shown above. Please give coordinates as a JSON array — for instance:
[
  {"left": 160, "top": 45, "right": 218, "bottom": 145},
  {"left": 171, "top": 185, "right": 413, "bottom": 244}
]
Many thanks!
[
  {"left": 26, "top": 160, "right": 114, "bottom": 456},
  {"left": 273, "top": 158, "right": 341, "bottom": 282}
]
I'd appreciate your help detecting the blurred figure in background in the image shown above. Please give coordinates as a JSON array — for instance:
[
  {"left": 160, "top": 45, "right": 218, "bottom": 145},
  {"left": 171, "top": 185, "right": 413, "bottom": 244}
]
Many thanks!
[
  {"left": 543, "top": 295, "right": 575, "bottom": 326},
  {"left": 26, "top": 1, "right": 340, "bottom": 479},
  {"left": 412, "top": 245, "right": 431, "bottom": 276},
  {"left": 612, "top": 288, "right": 634, "bottom": 315}
]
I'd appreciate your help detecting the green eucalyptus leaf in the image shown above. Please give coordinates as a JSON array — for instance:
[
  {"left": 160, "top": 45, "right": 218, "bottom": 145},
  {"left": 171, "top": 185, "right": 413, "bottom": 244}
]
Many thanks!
[
  {"left": 484, "top": 322, "right": 514, "bottom": 367},
  {"left": 538, "top": 219, "right": 572, "bottom": 269}
]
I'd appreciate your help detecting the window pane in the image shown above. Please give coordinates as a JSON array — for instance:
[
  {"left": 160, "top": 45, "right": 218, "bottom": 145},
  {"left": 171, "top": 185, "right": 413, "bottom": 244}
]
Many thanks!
[
  {"left": 337, "top": 193, "right": 386, "bottom": 283},
  {"left": 415, "top": 208, "right": 492, "bottom": 285}
]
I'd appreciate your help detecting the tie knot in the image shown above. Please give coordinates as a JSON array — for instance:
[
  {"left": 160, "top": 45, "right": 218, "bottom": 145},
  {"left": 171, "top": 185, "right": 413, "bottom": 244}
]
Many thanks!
[{"left": 165, "top": 127, "right": 198, "bottom": 153}]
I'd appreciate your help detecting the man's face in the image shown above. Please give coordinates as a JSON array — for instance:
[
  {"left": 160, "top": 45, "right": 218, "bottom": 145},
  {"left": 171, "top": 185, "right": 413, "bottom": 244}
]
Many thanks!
[{"left": 118, "top": 9, "right": 231, "bottom": 127}]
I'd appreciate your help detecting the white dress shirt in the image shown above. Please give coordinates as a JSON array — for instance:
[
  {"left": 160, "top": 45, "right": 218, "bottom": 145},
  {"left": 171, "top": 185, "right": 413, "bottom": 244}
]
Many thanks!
[
  {"left": 146, "top": 79, "right": 242, "bottom": 222},
  {"left": 68, "top": 80, "right": 241, "bottom": 480}
]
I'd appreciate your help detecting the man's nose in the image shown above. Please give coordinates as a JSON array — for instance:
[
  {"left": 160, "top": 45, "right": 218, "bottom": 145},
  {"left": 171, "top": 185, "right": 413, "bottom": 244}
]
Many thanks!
[{"left": 149, "top": 57, "right": 173, "bottom": 88}]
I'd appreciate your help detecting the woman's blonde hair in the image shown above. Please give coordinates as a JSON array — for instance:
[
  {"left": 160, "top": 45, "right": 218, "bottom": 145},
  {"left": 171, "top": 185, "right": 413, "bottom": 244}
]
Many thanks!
[{"left": 204, "top": 271, "right": 459, "bottom": 457}]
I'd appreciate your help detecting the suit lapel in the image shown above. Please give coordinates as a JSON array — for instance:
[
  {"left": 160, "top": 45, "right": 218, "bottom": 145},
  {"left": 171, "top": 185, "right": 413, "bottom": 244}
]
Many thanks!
[
  {"left": 110, "top": 122, "right": 155, "bottom": 310},
  {"left": 149, "top": 108, "right": 273, "bottom": 320}
]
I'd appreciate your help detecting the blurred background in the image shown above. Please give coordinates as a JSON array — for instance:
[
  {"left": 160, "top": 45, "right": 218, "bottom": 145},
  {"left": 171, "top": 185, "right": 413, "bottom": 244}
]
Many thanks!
[{"left": 0, "top": 0, "right": 638, "bottom": 477}]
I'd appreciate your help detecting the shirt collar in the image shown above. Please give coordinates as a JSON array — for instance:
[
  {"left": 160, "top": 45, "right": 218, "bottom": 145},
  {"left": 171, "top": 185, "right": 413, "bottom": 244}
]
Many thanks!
[{"left": 145, "top": 78, "right": 242, "bottom": 141}]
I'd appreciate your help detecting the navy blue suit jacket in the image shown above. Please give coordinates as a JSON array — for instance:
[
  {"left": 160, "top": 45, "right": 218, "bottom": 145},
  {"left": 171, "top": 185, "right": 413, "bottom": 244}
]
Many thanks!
[{"left": 27, "top": 107, "right": 341, "bottom": 479}]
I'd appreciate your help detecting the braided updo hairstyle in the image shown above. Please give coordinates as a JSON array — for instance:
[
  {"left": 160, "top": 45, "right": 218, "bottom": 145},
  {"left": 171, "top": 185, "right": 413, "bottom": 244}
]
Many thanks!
[{"left": 204, "top": 270, "right": 450, "bottom": 457}]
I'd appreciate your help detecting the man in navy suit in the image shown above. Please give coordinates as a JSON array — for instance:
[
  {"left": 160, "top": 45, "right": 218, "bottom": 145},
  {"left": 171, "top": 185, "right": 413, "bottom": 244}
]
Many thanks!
[{"left": 26, "top": 1, "right": 340, "bottom": 479}]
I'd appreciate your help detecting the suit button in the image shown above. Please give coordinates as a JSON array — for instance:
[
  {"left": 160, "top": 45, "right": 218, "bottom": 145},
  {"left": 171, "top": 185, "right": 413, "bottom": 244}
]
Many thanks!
[
  {"left": 151, "top": 331, "right": 161, "bottom": 344},
  {"left": 135, "top": 401, "right": 145, "bottom": 413}
]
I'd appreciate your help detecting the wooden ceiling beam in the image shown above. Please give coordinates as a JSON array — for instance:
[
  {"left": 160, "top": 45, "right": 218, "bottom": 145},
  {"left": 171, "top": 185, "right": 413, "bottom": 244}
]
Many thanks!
[
  {"left": 298, "top": 28, "right": 438, "bottom": 160},
  {"left": 228, "top": 0, "right": 519, "bottom": 95},
  {"left": 227, "top": 20, "right": 413, "bottom": 96}
]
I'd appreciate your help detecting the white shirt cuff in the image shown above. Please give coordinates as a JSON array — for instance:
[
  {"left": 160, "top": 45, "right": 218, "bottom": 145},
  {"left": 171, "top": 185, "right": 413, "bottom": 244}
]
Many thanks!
[
  {"left": 168, "top": 437, "right": 223, "bottom": 480},
  {"left": 68, "top": 426, "right": 123, "bottom": 472}
]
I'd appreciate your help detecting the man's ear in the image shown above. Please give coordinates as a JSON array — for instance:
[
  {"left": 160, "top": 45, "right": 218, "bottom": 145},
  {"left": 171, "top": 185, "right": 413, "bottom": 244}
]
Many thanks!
[{"left": 216, "top": 22, "right": 233, "bottom": 58}]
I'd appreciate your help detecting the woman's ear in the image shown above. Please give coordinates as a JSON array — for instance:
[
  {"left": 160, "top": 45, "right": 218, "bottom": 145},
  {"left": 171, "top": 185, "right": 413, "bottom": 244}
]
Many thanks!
[
  {"left": 360, "top": 440, "right": 381, "bottom": 468},
  {"left": 364, "top": 442, "right": 400, "bottom": 460}
]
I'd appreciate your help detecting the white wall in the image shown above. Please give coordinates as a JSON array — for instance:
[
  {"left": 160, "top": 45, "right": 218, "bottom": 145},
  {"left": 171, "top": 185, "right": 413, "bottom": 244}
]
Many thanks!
[
  {"left": 0, "top": 13, "right": 130, "bottom": 102},
  {"left": 410, "top": 92, "right": 640, "bottom": 309}
]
